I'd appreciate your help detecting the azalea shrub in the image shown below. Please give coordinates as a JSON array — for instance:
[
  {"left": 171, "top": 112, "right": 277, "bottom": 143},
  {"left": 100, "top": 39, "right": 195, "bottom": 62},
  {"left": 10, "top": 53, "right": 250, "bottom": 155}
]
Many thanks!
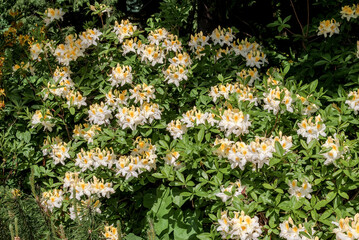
[{"left": 1, "top": 1, "right": 359, "bottom": 240}]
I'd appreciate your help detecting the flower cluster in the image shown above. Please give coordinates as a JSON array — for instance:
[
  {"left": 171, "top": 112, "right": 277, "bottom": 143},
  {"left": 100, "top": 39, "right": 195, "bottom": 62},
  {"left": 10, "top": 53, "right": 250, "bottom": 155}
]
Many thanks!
[
  {"left": 216, "top": 180, "right": 244, "bottom": 203},
  {"left": 288, "top": 180, "right": 313, "bottom": 200},
  {"left": 88, "top": 102, "right": 113, "bottom": 125},
  {"left": 122, "top": 37, "right": 141, "bottom": 55},
  {"left": 211, "top": 26, "right": 235, "bottom": 47},
  {"left": 214, "top": 133, "right": 292, "bottom": 169},
  {"left": 30, "top": 43, "right": 43, "bottom": 61},
  {"left": 63, "top": 173, "right": 115, "bottom": 200},
  {"left": 116, "top": 138, "right": 157, "bottom": 179},
  {"left": 79, "top": 29, "right": 103, "bottom": 48},
  {"left": 163, "top": 64, "right": 188, "bottom": 87},
  {"left": 108, "top": 64, "right": 133, "bottom": 87},
  {"left": 75, "top": 148, "right": 116, "bottom": 172},
  {"left": 236, "top": 84, "right": 258, "bottom": 105},
  {"left": 237, "top": 68, "right": 260, "bottom": 86},
  {"left": 49, "top": 140, "right": 70, "bottom": 165},
  {"left": 41, "top": 189, "right": 63, "bottom": 212},
  {"left": 66, "top": 90, "right": 87, "bottom": 109},
  {"left": 44, "top": 8, "right": 65, "bottom": 25},
  {"left": 188, "top": 31, "right": 209, "bottom": 59},
  {"left": 45, "top": 66, "right": 87, "bottom": 110},
  {"left": 163, "top": 150, "right": 181, "bottom": 169},
  {"left": 44, "top": 66, "right": 82, "bottom": 115},
  {"left": 116, "top": 103, "right": 161, "bottom": 130},
  {"left": 188, "top": 29, "right": 267, "bottom": 67},
  {"left": 341, "top": 5, "right": 359, "bottom": 21},
  {"left": 217, "top": 211, "right": 262, "bottom": 240},
  {"left": 119, "top": 23, "right": 190, "bottom": 69},
  {"left": 209, "top": 83, "right": 235, "bottom": 102},
  {"left": 169, "top": 52, "right": 192, "bottom": 67},
  {"left": 346, "top": 89, "right": 359, "bottom": 114},
  {"left": 233, "top": 39, "right": 267, "bottom": 68},
  {"left": 106, "top": 89, "right": 128, "bottom": 107},
  {"left": 321, "top": 135, "right": 344, "bottom": 165},
  {"left": 129, "top": 83, "right": 155, "bottom": 104},
  {"left": 232, "top": 39, "right": 260, "bottom": 58},
  {"left": 209, "top": 83, "right": 258, "bottom": 105},
  {"left": 31, "top": 109, "right": 55, "bottom": 132},
  {"left": 181, "top": 106, "right": 218, "bottom": 128},
  {"left": 317, "top": 19, "right": 340, "bottom": 38},
  {"left": 162, "top": 33, "right": 183, "bottom": 52},
  {"left": 263, "top": 87, "right": 293, "bottom": 114},
  {"left": 297, "top": 115, "right": 326, "bottom": 143},
  {"left": 167, "top": 120, "right": 187, "bottom": 139},
  {"left": 140, "top": 44, "right": 165, "bottom": 66},
  {"left": 332, "top": 213, "right": 359, "bottom": 240},
  {"left": 296, "top": 94, "right": 319, "bottom": 116},
  {"left": 148, "top": 28, "right": 168, "bottom": 45},
  {"left": 245, "top": 50, "right": 268, "bottom": 68},
  {"left": 218, "top": 108, "right": 251, "bottom": 137},
  {"left": 54, "top": 29, "right": 102, "bottom": 65},
  {"left": 167, "top": 107, "right": 218, "bottom": 139},
  {"left": 103, "top": 225, "right": 119, "bottom": 240},
  {"left": 73, "top": 123, "right": 102, "bottom": 144},
  {"left": 113, "top": 20, "right": 137, "bottom": 43},
  {"left": 280, "top": 217, "right": 316, "bottom": 240},
  {"left": 12, "top": 61, "right": 33, "bottom": 73}
]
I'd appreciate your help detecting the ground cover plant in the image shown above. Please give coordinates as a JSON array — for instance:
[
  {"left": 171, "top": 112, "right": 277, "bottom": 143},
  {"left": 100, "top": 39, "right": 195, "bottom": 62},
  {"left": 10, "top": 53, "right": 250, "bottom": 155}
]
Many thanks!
[{"left": 1, "top": 0, "right": 359, "bottom": 239}]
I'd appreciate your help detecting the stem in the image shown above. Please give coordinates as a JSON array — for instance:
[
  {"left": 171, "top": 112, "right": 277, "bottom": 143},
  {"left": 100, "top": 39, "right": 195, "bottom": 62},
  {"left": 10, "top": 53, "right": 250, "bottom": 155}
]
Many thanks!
[
  {"left": 44, "top": 53, "right": 53, "bottom": 75},
  {"left": 62, "top": 116, "right": 71, "bottom": 140},
  {"left": 25, "top": 77, "right": 40, "bottom": 100},
  {"left": 290, "top": 0, "right": 304, "bottom": 35},
  {"left": 284, "top": 27, "right": 295, "bottom": 36},
  {"left": 56, "top": 21, "right": 62, "bottom": 33},
  {"left": 267, "top": 112, "right": 280, "bottom": 138},
  {"left": 117, "top": 220, "right": 122, "bottom": 240},
  {"left": 99, "top": 14, "right": 104, "bottom": 30},
  {"left": 52, "top": 107, "right": 71, "bottom": 140}
]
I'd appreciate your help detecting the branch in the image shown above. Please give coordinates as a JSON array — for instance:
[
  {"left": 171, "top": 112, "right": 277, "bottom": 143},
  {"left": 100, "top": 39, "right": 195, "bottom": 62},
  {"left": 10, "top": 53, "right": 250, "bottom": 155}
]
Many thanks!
[
  {"left": 290, "top": 0, "right": 304, "bottom": 35},
  {"left": 267, "top": 112, "right": 280, "bottom": 138}
]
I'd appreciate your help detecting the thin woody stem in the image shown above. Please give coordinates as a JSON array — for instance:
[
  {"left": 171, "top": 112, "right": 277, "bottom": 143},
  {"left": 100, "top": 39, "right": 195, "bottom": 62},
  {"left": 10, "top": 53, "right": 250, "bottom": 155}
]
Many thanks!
[{"left": 290, "top": 0, "right": 304, "bottom": 35}]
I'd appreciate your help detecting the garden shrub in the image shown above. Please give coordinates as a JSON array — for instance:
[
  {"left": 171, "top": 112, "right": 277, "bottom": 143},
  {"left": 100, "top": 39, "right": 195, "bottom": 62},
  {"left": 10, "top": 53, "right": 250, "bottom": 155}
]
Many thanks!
[{"left": 1, "top": 1, "right": 359, "bottom": 240}]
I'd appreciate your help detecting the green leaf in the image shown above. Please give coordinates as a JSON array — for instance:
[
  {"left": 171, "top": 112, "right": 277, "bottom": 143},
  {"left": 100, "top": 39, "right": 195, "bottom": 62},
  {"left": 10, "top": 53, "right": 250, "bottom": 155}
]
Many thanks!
[
  {"left": 314, "top": 200, "right": 327, "bottom": 210},
  {"left": 197, "top": 127, "right": 205, "bottom": 143},
  {"left": 309, "top": 80, "right": 318, "bottom": 92},
  {"left": 176, "top": 171, "right": 185, "bottom": 183},
  {"left": 125, "top": 233, "right": 143, "bottom": 240},
  {"left": 70, "top": 107, "right": 75, "bottom": 115},
  {"left": 338, "top": 191, "right": 349, "bottom": 199},
  {"left": 269, "top": 157, "right": 281, "bottom": 166},
  {"left": 326, "top": 192, "right": 337, "bottom": 202},
  {"left": 197, "top": 233, "right": 212, "bottom": 240},
  {"left": 23, "top": 131, "right": 31, "bottom": 143},
  {"left": 143, "top": 193, "right": 156, "bottom": 208},
  {"left": 274, "top": 141, "right": 284, "bottom": 156},
  {"left": 278, "top": 201, "right": 291, "bottom": 211},
  {"left": 263, "top": 183, "right": 273, "bottom": 189},
  {"left": 319, "top": 209, "right": 333, "bottom": 221}
]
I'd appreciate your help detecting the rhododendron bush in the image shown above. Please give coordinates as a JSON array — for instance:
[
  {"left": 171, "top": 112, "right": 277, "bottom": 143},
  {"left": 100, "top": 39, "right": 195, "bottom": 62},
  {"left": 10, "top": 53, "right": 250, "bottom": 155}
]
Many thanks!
[{"left": 1, "top": 1, "right": 359, "bottom": 240}]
